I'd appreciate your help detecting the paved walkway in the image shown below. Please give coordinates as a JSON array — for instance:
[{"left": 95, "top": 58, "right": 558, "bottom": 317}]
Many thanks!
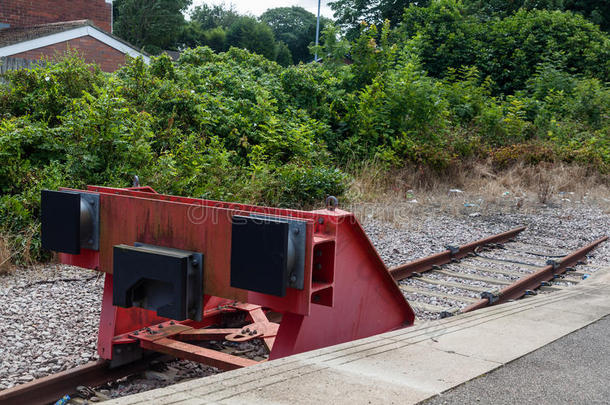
[
  {"left": 424, "top": 315, "right": 610, "bottom": 405},
  {"left": 109, "top": 269, "right": 610, "bottom": 405}
]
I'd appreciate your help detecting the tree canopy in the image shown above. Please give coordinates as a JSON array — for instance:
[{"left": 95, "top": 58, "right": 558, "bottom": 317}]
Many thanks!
[
  {"left": 400, "top": 0, "right": 609, "bottom": 93},
  {"left": 260, "top": 6, "right": 327, "bottom": 63},
  {"left": 190, "top": 3, "right": 240, "bottom": 30},
  {"left": 464, "top": 0, "right": 609, "bottom": 31},
  {"left": 329, "top": 0, "right": 429, "bottom": 39},
  {"left": 113, "top": 0, "right": 191, "bottom": 54},
  {"left": 225, "top": 17, "right": 277, "bottom": 61}
]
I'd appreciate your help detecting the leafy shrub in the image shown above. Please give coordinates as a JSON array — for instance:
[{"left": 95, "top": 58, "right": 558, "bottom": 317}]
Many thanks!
[
  {"left": 342, "top": 59, "right": 448, "bottom": 162},
  {"left": 1, "top": 15, "right": 609, "bottom": 264}
]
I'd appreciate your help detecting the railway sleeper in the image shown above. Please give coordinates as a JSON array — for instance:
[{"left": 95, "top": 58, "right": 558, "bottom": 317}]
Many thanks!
[
  {"left": 478, "top": 251, "right": 556, "bottom": 266},
  {"left": 412, "top": 276, "right": 491, "bottom": 293},
  {"left": 431, "top": 269, "right": 512, "bottom": 286},
  {"left": 506, "top": 241, "right": 571, "bottom": 254},
  {"left": 399, "top": 285, "right": 479, "bottom": 304},
  {"left": 409, "top": 301, "right": 450, "bottom": 314},
  {"left": 455, "top": 262, "right": 528, "bottom": 278},
  {"left": 469, "top": 256, "right": 539, "bottom": 270},
  {"left": 499, "top": 246, "right": 567, "bottom": 259}
]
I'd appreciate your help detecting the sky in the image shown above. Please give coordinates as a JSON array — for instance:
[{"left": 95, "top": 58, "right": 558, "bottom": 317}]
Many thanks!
[{"left": 190, "top": 1, "right": 335, "bottom": 19}]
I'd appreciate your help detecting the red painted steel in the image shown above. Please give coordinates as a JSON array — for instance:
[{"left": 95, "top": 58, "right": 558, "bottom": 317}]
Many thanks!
[{"left": 55, "top": 186, "right": 415, "bottom": 366}]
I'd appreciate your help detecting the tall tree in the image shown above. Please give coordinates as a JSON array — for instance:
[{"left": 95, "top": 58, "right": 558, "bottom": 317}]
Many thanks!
[
  {"left": 328, "top": 0, "right": 429, "bottom": 39},
  {"left": 226, "top": 17, "right": 277, "bottom": 60},
  {"left": 190, "top": 3, "right": 240, "bottom": 30},
  {"left": 564, "top": 0, "right": 609, "bottom": 31},
  {"left": 260, "top": 6, "right": 327, "bottom": 63},
  {"left": 113, "top": 0, "right": 192, "bottom": 54}
]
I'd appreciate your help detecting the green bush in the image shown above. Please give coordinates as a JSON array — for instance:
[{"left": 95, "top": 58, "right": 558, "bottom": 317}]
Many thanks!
[{"left": 1, "top": 11, "right": 608, "bottom": 264}]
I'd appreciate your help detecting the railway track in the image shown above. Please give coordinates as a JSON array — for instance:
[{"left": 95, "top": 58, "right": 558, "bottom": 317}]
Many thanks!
[
  {"left": 1, "top": 227, "right": 606, "bottom": 405},
  {"left": 390, "top": 227, "right": 608, "bottom": 319}
]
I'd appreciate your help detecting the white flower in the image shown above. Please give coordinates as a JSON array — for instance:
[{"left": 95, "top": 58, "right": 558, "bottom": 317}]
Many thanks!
[{"left": 45, "top": 76, "right": 50, "bottom": 81}]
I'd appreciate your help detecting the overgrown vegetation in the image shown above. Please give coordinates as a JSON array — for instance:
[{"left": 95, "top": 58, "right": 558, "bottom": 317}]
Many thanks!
[{"left": 1, "top": 0, "right": 609, "bottom": 264}]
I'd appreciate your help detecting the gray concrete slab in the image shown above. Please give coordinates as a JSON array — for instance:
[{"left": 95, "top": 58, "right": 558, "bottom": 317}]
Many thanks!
[
  {"left": 108, "top": 268, "right": 610, "bottom": 405},
  {"left": 423, "top": 315, "right": 610, "bottom": 405}
]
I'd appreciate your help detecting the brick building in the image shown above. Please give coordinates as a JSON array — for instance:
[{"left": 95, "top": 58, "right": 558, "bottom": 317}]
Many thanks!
[{"left": 0, "top": 0, "right": 148, "bottom": 71}]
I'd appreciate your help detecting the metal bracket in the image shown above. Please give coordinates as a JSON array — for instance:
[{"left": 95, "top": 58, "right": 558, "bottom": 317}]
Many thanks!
[
  {"left": 524, "top": 290, "right": 537, "bottom": 296},
  {"left": 80, "top": 192, "right": 100, "bottom": 251},
  {"left": 114, "top": 244, "right": 203, "bottom": 321},
  {"left": 546, "top": 259, "right": 560, "bottom": 270},
  {"left": 481, "top": 290, "right": 500, "bottom": 304},
  {"left": 445, "top": 245, "right": 460, "bottom": 256},
  {"left": 110, "top": 343, "right": 142, "bottom": 368}
]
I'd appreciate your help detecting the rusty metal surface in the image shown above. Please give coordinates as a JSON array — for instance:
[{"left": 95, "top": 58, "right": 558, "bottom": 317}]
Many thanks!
[
  {"left": 176, "top": 328, "right": 244, "bottom": 341},
  {"left": 462, "top": 236, "right": 608, "bottom": 313},
  {"left": 389, "top": 226, "right": 527, "bottom": 281},
  {"left": 0, "top": 359, "right": 156, "bottom": 405},
  {"left": 139, "top": 338, "right": 258, "bottom": 371}
]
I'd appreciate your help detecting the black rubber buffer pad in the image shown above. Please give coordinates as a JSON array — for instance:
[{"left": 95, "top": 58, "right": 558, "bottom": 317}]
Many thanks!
[
  {"left": 41, "top": 190, "right": 81, "bottom": 254},
  {"left": 230, "top": 215, "right": 289, "bottom": 297}
]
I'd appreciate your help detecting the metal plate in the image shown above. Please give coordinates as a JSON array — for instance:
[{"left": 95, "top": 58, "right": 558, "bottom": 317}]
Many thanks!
[
  {"left": 41, "top": 190, "right": 81, "bottom": 254},
  {"left": 250, "top": 214, "right": 306, "bottom": 290},
  {"left": 230, "top": 215, "right": 289, "bottom": 297}
]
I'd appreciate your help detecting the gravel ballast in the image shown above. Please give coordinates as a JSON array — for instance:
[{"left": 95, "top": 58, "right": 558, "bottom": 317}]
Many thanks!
[{"left": 0, "top": 200, "right": 608, "bottom": 397}]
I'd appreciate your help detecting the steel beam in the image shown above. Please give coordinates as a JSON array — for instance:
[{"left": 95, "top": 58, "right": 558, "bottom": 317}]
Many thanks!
[{"left": 139, "top": 338, "right": 258, "bottom": 370}]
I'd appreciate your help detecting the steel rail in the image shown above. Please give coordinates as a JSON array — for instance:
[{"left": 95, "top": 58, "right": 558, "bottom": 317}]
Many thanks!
[
  {"left": 0, "top": 357, "right": 164, "bottom": 405},
  {"left": 461, "top": 236, "right": 608, "bottom": 313},
  {"left": 389, "top": 226, "right": 526, "bottom": 280}
]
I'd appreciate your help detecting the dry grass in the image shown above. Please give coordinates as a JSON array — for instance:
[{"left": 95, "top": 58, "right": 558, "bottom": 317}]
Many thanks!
[
  {"left": 347, "top": 160, "right": 610, "bottom": 223},
  {"left": 0, "top": 233, "right": 15, "bottom": 275},
  {"left": 0, "top": 226, "right": 39, "bottom": 273}
]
